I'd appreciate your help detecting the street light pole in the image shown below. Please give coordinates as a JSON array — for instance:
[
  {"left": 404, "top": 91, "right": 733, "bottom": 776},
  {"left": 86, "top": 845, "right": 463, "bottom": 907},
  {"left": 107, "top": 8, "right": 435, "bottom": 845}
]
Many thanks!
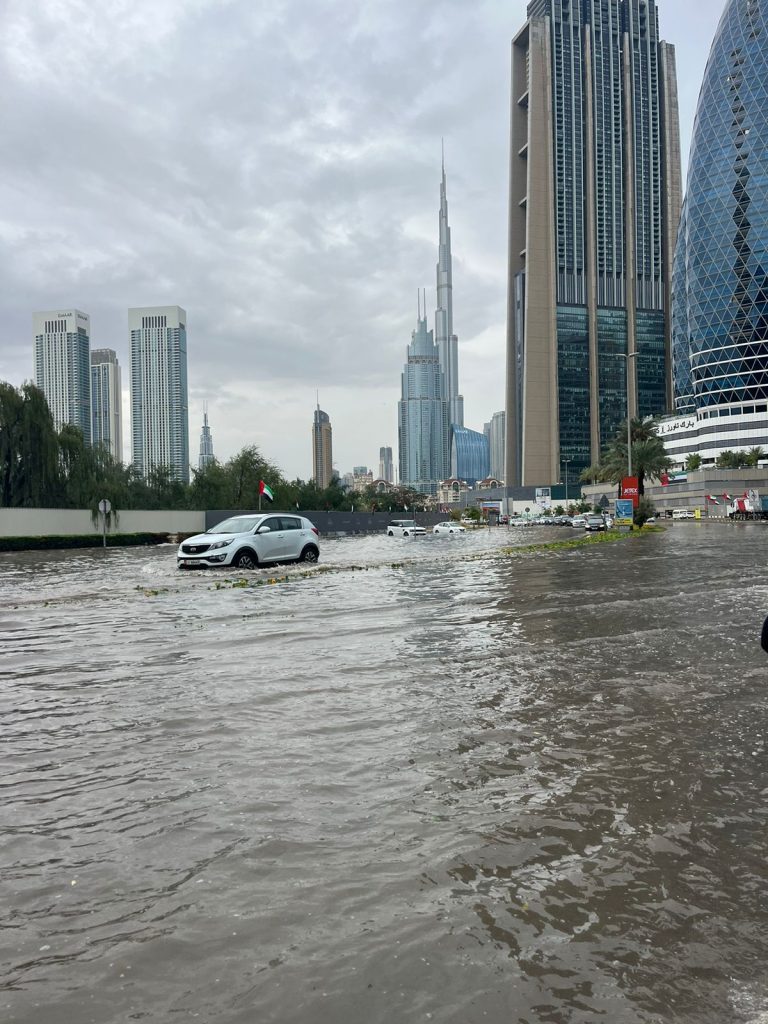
[
  {"left": 562, "top": 458, "right": 572, "bottom": 509},
  {"left": 618, "top": 352, "right": 639, "bottom": 480}
]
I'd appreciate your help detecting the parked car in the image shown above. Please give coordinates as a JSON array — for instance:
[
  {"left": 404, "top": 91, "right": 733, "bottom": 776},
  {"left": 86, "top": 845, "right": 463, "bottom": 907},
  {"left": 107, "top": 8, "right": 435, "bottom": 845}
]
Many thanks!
[
  {"left": 386, "top": 519, "right": 426, "bottom": 537},
  {"left": 177, "top": 514, "right": 320, "bottom": 570},
  {"left": 571, "top": 515, "right": 588, "bottom": 529},
  {"left": 585, "top": 515, "right": 607, "bottom": 532},
  {"left": 433, "top": 521, "right": 467, "bottom": 535}
]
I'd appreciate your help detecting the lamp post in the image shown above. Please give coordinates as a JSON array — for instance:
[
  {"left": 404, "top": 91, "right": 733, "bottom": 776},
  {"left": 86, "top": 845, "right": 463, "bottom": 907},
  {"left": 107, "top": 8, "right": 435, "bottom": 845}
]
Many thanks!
[
  {"left": 562, "top": 458, "right": 572, "bottom": 510},
  {"left": 617, "top": 352, "right": 639, "bottom": 480}
]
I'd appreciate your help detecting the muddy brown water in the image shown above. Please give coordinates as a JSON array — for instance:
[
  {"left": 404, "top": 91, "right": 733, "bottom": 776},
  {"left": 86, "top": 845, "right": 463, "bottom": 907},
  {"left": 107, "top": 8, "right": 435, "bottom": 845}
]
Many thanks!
[{"left": 1, "top": 525, "right": 767, "bottom": 1023}]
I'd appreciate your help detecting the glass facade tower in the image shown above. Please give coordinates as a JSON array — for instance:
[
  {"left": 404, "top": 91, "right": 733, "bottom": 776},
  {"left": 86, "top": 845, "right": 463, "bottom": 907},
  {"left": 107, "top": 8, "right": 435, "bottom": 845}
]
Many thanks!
[
  {"left": 398, "top": 314, "right": 447, "bottom": 495},
  {"left": 673, "top": 0, "right": 768, "bottom": 416},
  {"left": 506, "top": 0, "right": 681, "bottom": 486},
  {"left": 33, "top": 310, "right": 91, "bottom": 442},
  {"left": 129, "top": 306, "right": 189, "bottom": 483}
]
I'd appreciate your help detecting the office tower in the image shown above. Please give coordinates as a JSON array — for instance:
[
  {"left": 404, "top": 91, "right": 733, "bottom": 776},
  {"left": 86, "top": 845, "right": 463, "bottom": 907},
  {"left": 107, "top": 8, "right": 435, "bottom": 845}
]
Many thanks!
[
  {"left": 484, "top": 411, "right": 506, "bottom": 481},
  {"left": 450, "top": 426, "right": 490, "bottom": 487},
  {"left": 91, "top": 349, "right": 123, "bottom": 460},
  {"left": 198, "top": 405, "right": 214, "bottom": 471},
  {"left": 379, "top": 446, "right": 394, "bottom": 483},
  {"left": 435, "top": 156, "right": 464, "bottom": 437},
  {"left": 398, "top": 309, "right": 447, "bottom": 494},
  {"left": 672, "top": 0, "right": 768, "bottom": 449},
  {"left": 33, "top": 309, "right": 91, "bottom": 442},
  {"left": 312, "top": 405, "right": 333, "bottom": 489},
  {"left": 129, "top": 305, "right": 189, "bottom": 483},
  {"left": 506, "top": 0, "right": 681, "bottom": 486}
]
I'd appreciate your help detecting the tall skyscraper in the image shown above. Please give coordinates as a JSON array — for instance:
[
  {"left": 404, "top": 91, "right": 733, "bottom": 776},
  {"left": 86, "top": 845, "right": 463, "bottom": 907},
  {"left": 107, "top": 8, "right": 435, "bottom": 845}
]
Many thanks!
[
  {"left": 435, "top": 156, "right": 464, "bottom": 436},
  {"left": 312, "top": 405, "right": 333, "bottom": 489},
  {"left": 484, "top": 411, "right": 506, "bottom": 481},
  {"left": 398, "top": 309, "right": 447, "bottom": 494},
  {"left": 33, "top": 309, "right": 91, "bottom": 442},
  {"left": 198, "top": 405, "right": 214, "bottom": 471},
  {"left": 91, "top": 349, "right": 122, "bottom": 460},
  {"left": 506, "top": 0, "right": 681, "bottom": 486},
  {"left": 672, "top": 0, "right": 768, "bottom": 446},
  {"left": 379, "top": 446, "right": 394, "bottom": 483},
  {"left": 129, "top": 305, "right": 189, "bottom": 483},
  {"left": 450, "top": 426, "right": 490, "bottom": 487}
]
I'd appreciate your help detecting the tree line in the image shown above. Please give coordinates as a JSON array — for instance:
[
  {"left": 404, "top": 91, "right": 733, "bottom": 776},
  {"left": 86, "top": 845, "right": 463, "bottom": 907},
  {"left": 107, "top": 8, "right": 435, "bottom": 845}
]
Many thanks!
[{"left": 0, "top": 382, "right": 423, "bottom": 513}]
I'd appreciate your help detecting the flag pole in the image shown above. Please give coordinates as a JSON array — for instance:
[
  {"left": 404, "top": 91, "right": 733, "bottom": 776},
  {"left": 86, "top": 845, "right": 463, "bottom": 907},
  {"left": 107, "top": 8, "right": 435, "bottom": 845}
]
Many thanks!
[{"left": 259, "top": 491, "right": 262, "bottom": 512}]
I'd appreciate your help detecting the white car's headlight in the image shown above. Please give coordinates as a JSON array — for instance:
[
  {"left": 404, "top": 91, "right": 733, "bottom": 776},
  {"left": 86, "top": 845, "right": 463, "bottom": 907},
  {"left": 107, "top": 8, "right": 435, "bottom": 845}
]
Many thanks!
[{"left": 208, "top": 539, "right": 233, "bottom": 550}]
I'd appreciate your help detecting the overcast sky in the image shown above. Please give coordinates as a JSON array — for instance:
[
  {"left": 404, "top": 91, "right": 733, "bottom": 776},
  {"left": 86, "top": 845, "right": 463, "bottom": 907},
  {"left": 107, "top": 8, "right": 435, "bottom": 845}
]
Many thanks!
[{"left": 0, "top": 0, "right": 729, "bottom": 480}]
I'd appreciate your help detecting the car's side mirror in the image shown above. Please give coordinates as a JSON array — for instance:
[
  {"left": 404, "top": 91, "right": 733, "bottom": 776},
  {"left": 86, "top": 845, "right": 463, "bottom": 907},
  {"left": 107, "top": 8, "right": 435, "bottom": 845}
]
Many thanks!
[{"left": 256, "top": 525, "right": 270, "bottom": 533}]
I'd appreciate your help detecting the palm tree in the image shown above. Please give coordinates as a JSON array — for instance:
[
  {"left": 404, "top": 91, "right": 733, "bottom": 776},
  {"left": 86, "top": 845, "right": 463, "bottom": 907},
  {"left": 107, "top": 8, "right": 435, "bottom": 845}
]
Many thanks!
[
  {"left": 745, "top": 446, "right": 766, "bottom": 468},
  {"left": 589, "top": 417, "right": 672, "bottom": 496},
  {"left": 685, "top": 453, "right": 702, "bottom": 472}
]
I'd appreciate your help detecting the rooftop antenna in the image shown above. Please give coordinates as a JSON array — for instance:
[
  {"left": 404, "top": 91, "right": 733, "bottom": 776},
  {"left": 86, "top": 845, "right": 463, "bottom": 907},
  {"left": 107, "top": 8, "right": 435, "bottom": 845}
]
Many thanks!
[
  {"left": 417, "top": 289, "right": 421, "bottom": 320},
  {"left": 441, "top": 136, "right": 445, "bottom": 174}
]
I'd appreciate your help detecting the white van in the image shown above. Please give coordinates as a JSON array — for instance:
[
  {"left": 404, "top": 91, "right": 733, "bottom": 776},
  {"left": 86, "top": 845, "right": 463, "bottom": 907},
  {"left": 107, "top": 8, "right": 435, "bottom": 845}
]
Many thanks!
[{"left": 672, "top": 508, "right": 695, "bottom": 520}]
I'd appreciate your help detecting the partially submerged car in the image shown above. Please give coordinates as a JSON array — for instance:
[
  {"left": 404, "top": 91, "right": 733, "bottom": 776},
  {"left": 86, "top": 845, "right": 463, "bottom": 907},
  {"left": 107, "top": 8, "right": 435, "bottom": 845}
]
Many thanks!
[
  {"left": 386, "top": 520, "right": 426, "bottom": 537},
  {"left": 433, "top": 521, "right": 467, "bottom": 535},
  {"left": 177, "top": 514, "right": 320, "bottom": 570}
]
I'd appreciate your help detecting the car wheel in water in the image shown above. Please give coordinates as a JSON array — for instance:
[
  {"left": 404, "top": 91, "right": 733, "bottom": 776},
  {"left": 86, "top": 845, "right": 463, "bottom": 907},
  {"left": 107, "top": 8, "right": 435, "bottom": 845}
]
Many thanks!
[
  {"left": 388, "top": 531, "right": 394, "bottom": 536},
  {"left": 233, "top": 550, "right": 258, "bottom": 570},
  {"left": 300, "top": 546, "right": 319, "bottom": 563}
]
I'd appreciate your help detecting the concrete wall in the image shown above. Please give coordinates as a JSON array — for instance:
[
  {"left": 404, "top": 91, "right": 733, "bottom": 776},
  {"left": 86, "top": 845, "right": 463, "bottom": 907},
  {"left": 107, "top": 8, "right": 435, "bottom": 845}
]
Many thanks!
[
  {"left": 205, "top": 509, "right": 447, "bottom": 535},
  {"left": 0, "top": 508, "right": 205, "bottom": 538}
]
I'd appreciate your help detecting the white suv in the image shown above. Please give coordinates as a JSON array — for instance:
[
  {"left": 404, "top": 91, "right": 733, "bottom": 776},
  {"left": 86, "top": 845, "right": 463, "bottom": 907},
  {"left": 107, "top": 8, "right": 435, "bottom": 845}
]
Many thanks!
[
  {"left": 177, "top": 514, "right": 320, "bottom": 570},
  {"left": 386, "top": 519, "right": 426, "bottom": 537}
]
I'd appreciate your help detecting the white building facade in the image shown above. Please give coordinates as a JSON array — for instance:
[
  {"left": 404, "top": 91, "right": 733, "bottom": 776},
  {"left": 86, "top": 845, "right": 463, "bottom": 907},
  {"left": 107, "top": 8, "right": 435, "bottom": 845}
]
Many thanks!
[
  {"left": 33, "top": 309, "right": 91, "bottom": 441},
  {"left": 129, "top": 306, "right": 189, "bottom": 483},
  {"left": 484, "top": 411, "right": 506, "bottom": 483},
  {"left": 91, "top": 349, "right": 123, "bottom": 461},
  {"left": 658, "top": 406, "right": 768, "bottom": 470}
]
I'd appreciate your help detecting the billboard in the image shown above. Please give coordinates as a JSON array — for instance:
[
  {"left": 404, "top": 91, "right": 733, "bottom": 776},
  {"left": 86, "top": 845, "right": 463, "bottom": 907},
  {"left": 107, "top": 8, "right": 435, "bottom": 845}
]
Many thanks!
[
  {"left": 535, "top": 487, "right": 552, "bottom": 510},
  {"left": 615, "top": 498, "right": 634, "bottom": 526},
  {"left": 621, "top": 477, "right": 640, "bottom": 508}
]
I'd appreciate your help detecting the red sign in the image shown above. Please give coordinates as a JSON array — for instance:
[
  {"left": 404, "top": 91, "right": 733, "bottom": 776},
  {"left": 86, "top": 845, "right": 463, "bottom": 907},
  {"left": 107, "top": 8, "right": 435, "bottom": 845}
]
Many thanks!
[{"left": 621, "top": 477, "right": 640, "bottom": 508}]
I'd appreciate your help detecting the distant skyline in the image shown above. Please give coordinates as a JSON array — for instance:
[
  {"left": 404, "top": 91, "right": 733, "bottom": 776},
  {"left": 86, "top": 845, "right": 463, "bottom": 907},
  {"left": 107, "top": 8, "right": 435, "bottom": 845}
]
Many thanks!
[{"left": 0, "top": 0, "right": 730, "bottom": 479}]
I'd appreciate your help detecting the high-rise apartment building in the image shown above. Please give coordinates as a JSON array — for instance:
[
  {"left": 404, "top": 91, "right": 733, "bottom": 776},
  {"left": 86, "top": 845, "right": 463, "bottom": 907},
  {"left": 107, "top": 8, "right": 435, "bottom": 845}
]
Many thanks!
[
  {"left": 198, "top": 406, "right": 214, "bottom": 471},
  {"left": 33, "top": 309, "right": 91, "bottom": 442},
  {"left": 91, "top": 349, "right": 122, "bottom": 460},
  {"left": 671, "top": 0, "right": 768, "bottom": 462},
  {"left": 379, "top": 446, "right": 394, "bottom": 483},
  {"left": 435, "top": 158, "right": 464, "bottom": 437},
  {"left": 312, "top": 405, "right": 333, "bottom": 489},
  {"left": 129, "top": 305, "right": 189, "bottom": 483},
  {"left": 506, "top": 0, "right": 681, "bottom": 486},
  {"left": 398, "top": 312, "right": 447, "bottom": 494},
  {"left": 484, "top": 411, "right": 506, "bottom": 482}
]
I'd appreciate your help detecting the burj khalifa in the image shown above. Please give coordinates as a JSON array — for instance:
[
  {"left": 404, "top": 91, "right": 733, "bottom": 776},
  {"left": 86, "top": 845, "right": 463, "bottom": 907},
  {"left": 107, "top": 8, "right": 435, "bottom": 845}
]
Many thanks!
[{"left": 434, "top": 157, "right": 464, "bottom": 435}]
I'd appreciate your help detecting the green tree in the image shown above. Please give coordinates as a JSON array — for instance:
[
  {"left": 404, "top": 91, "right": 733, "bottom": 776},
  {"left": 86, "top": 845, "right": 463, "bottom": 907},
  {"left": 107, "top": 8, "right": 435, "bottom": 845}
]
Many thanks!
[
  {"left": 716, "top": 450, "right": 743, "bottom": 469},
  {"left": 581, "top": 417, "right": 672, "bottom": 496},
  {"left": 634, "top": 496, "right": 656, "bottom": 528},
  {"left": 685, "top": 453, "right": 702, "bottom": 472},
  {"left": 0, "top": 382, "right": 62, "bottom": 507},
  {"left": 744, "top": 446, "right": 765, "bottom": 468}
]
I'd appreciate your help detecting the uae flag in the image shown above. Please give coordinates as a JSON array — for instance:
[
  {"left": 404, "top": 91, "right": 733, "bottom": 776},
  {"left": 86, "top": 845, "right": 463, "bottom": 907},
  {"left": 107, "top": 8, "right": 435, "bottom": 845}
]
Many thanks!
[
  {"left": 722, "top": 493, "right": 732, "bottom": 501},
  {"left": 706, "top": 495, "right": 720, "bottom": 503},
  {"left": 259, "top": 480, "right": 274, "bottom": 502}
]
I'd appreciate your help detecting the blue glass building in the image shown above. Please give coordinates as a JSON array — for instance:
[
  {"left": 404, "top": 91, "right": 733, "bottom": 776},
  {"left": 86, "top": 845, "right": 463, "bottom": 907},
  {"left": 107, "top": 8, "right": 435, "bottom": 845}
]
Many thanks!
[
  {"left": 673, "top": 0, "right": 768, "bottom": 416},
  {"left": 450, "top": 426, "right": 490, "bottom": 487},
  {"left": 398, "top": 314, "right": 447, "bottom": 495},
  {"left": 506, "top": 0, "right": 682, "bottom": 486}
]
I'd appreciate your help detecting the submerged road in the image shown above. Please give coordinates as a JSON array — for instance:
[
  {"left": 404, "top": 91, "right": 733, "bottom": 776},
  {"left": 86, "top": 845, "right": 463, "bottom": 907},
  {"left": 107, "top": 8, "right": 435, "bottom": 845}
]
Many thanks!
[{"left": 1, "top": 525, "right": 767, "bottom": 1024}]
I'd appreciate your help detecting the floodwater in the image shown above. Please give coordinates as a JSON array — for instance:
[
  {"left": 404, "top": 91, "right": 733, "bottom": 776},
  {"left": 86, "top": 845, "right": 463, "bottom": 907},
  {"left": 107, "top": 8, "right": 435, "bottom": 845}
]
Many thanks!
[{"left": 1, "top": 524, "right": 767, "bottom": 1024}]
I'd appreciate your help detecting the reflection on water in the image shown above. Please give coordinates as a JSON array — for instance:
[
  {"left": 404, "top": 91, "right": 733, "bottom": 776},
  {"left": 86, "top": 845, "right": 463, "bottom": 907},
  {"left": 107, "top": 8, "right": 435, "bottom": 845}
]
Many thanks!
[{"left": 1, "top": 525, "right": 767, "bottom": 1023}]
